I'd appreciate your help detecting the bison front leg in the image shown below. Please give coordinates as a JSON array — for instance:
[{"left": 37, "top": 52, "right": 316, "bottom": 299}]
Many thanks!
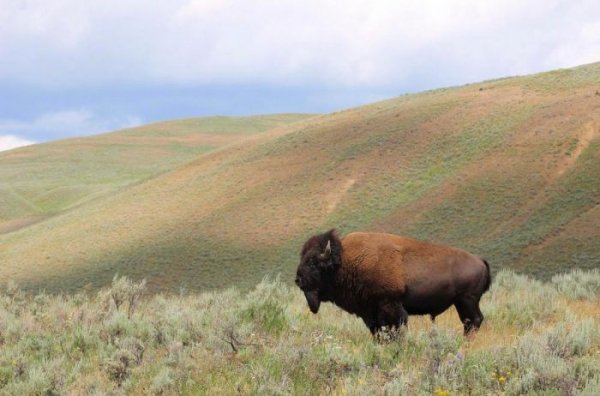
[
  {"left": 377, "top": 300, "right": 408, "bottom": 330},
  {"left": 364, "top": 300, "right": 408, "bottom": 341},
  {"left": 361, "top": 300, "right": 409, "bottom": 339},
  {"left": 360, "top": 313, "right": 379, "bottom": 336}
]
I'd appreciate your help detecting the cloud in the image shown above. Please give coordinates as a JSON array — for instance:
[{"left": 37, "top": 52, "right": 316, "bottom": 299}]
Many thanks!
[
  {"left": 0, "top": 135, "right": 36, "bottom": 152},
  {"left": 0, "top": 0, "right": 598, "bottom": 89},
  {"left": 0, "top": 110, "right": 142, "bottom": 142},
  {"left": 1, "top": 1, "right": 598, "bottom": 143}
]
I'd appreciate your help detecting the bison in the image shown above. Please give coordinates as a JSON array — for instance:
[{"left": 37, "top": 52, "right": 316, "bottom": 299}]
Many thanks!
[{"left": 295, "top": 229, "right": 491, "bottom": 336}]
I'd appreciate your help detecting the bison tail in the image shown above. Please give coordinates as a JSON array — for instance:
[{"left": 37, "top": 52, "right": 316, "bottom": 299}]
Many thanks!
[{"left": 482, "top": 259, "right": 492, "bottom": 293}]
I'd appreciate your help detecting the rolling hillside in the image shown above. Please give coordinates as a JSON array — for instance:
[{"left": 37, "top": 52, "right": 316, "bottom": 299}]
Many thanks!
[
  {"left": 0, "top": 63, "right": 599, "bottom": 293},
  {"left": 0, "top": 114, "right": 313, "bottom": 234}
]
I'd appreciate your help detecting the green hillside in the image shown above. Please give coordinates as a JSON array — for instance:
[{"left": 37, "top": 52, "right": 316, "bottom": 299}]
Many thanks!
[
  {"left": 0, "top": 63, "right": 598, "bottom": 293},
  {"left": 0, "top": 114, "right": 313, "bottom": 234}
]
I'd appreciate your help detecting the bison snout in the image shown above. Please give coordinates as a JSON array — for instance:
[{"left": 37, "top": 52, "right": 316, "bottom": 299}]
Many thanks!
[{"left": 295, "top": 275, "right": 301, "bottom": 287}]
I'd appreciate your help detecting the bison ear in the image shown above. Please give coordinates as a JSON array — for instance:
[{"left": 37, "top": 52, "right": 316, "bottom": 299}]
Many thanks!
[{"left": 319, "top": 240, "right": 331, "bottom": 261}]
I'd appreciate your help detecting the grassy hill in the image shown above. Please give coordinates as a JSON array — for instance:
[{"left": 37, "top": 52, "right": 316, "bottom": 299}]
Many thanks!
[
  {"left": 0, "top": 63, "right": 599, "bottom": 293},
  {"left": 0, "top": 114, "right": 313, "bottom": 234},
  {"left": 1, "top": 270, "right": 599, "bottom": 394}
]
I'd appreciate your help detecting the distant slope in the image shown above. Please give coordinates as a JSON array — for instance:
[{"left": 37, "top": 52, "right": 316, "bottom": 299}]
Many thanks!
[
  {"left": 0, "top": 114, "right": 314, "bottom": 234},
  {"left": 1, "top": 63, "right": 599, "bottom": 293}
]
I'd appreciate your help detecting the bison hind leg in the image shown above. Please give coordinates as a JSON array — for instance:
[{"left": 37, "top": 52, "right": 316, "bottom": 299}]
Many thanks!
[{"left": 455, "top": 297, "right": 484, "bottom": 336}]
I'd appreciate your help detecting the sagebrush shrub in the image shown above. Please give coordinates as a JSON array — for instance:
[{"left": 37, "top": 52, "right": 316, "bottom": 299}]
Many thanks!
[
  {"left": 545, "top": 316, "right": 599, "bottom": 358},
  {"left": 0, "top": 269, "right": 597, "bottom": 394},
  {"left": 108, "top": 275, "right": 147, "bottom": 318},
  {"left": 486, "top": 270, "right": 560, "bottom": 329},
  {"left": 580, "top": 377, "right": 600, "bottom": 396},
  {"left": 552, "top": 269, "right": 600, "bottom": 300},
  {"left": 150, "top": 367, "right": 175, "bottom": 395},
  {"left": 104, "top": 349, "right": 136, "bottom": 386}
]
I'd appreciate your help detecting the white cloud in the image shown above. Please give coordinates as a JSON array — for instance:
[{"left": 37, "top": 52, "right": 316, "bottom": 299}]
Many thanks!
[
  {"left": 0, "top": 135, "right": 36, "bottom": 152},
  {"left": 0, "top": 110, "right": 142, "bottom": 142},
  {"left": 545, "top": 19, "right": 600, "bottom": 68},
  {"left": 0, "top": 0, "right": 598, "bottom": 89}
]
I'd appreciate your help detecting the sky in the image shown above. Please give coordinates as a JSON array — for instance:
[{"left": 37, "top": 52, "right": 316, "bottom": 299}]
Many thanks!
[{"left": 1, "top": 0, "right": 599, "bottom": 151}]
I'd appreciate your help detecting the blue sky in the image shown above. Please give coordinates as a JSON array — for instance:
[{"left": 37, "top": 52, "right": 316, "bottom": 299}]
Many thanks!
[{"left": 1, "top": 0, "right": 599, "bottom": 151}]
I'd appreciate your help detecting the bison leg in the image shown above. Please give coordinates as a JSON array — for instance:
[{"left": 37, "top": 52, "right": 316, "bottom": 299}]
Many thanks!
[
  {"left": 370, "top": 301, "right": 408, "bottom": 341},
  {"left": 377, "top": 300, "right": 407, "bottom": 331},
  {"left": 454, "top": 297, "right": 484, "bottom": 336},
  {"left": 363, "top": 300, "right": 408, "bottom": 338},
  {"left": 362, "top": 315, "right": 378, "bottom": 336}
]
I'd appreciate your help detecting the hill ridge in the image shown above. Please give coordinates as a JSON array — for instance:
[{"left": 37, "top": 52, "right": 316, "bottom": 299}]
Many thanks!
[{"left": 1, "top": 62, "right": 599, "bottom": 293}]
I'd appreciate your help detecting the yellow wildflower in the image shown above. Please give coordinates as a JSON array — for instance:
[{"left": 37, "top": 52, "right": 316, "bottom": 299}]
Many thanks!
[{"left": 434, "top": 387, "right": 451, "bottom": 396}]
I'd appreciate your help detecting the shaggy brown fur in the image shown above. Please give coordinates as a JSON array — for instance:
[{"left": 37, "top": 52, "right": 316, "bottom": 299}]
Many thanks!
[{"left": 295, "top": 229, "right": 491, "bottom": 335}]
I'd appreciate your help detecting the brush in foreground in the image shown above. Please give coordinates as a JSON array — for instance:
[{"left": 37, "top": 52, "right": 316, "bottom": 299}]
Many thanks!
[{"left": 0, "top": 270, "right": 599, "bottom": 394}]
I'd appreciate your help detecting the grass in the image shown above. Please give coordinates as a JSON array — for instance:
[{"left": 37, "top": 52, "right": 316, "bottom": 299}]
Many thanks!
[
  {"left": 0, "top": 269, "right": 598, "bottom": 394},
  {"left": 0, "top": 114, "right": 314, "bottom": 226},
  {"left": 328, "top": 102, "right": 538, "bottom": 232},
  {"left": 0, "top": 63, "right": 599, "bottom": 294}
]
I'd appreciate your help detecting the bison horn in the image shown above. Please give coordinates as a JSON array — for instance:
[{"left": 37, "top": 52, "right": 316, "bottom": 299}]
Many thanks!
[{"left": 320, "top": 240, "right": 331, "bottom": 260}]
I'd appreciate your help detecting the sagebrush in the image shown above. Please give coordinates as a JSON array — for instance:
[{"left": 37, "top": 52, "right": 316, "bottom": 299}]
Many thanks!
[{"left": 0, "top": 269, "right": 599, "bottom": 395}]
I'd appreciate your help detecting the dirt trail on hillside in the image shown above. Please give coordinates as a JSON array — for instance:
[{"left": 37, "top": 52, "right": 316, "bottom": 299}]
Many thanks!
[
  {"left": 556, "top": 122, "right": 598, "bottom": 177},
  {"left": 490, "top": 121, "right": 598, "bottom": 240},
  {"left": 0, "top": 215, "right": 49, "bottom": 235},
  {"left": 326, "top": 178, "right": 356, "bottom": 215},
  {"left": 522, "top": 202, "right": 600, "bottom": 256}
]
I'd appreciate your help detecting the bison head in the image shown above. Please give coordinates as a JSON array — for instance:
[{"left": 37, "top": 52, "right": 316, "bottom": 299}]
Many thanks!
[{"left": 295, "top": 229, "right": 342, "bottom": 314}]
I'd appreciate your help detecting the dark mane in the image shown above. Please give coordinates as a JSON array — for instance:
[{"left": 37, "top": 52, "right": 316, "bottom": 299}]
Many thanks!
[{"left": 301, "top": 229, "right": 343, "bottom": 268}]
